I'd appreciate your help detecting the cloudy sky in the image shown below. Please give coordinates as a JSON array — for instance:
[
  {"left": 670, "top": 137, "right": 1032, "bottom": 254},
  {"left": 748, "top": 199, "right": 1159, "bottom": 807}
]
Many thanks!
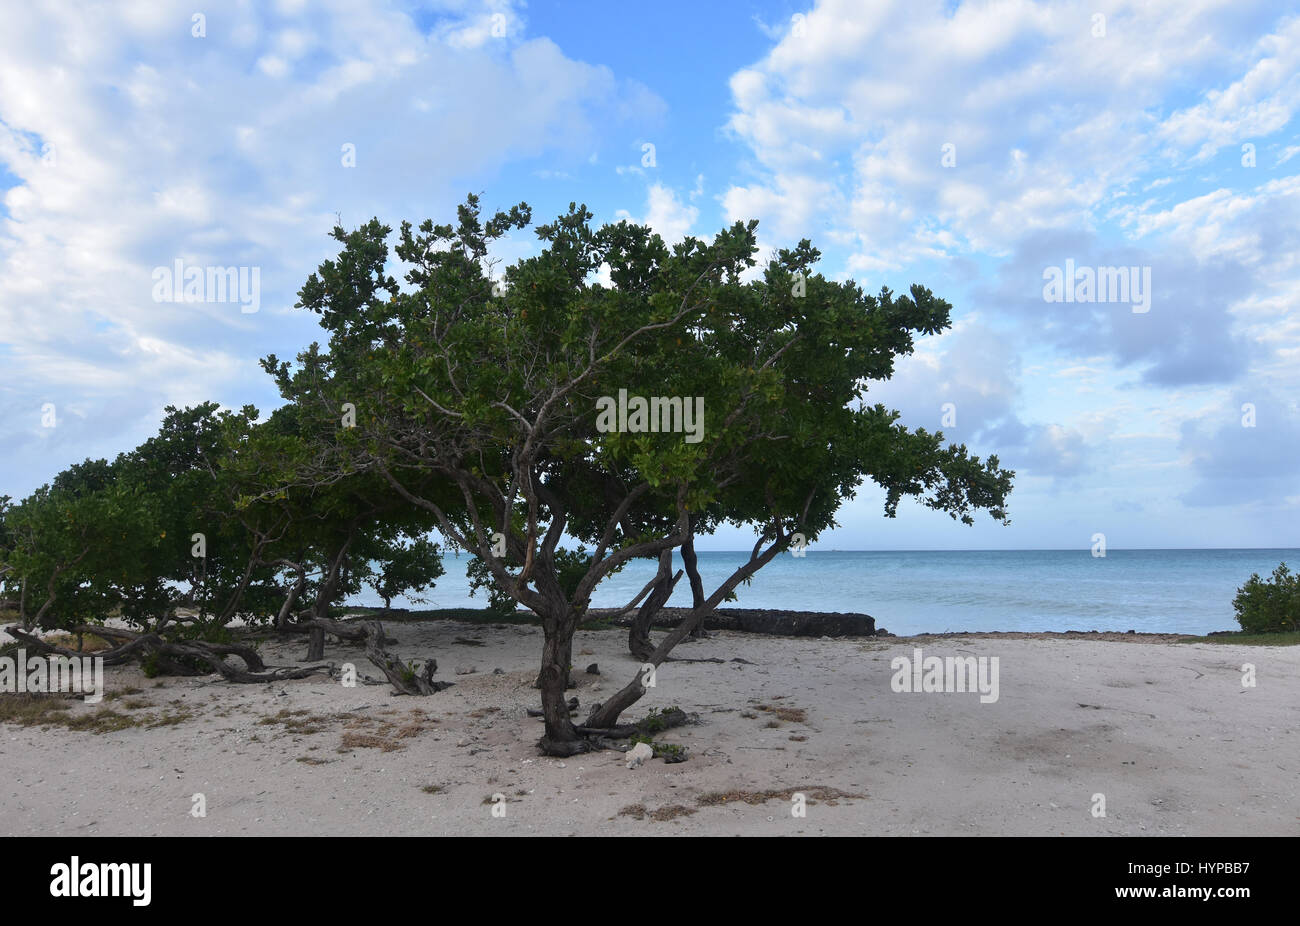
[{"left": 2, "top": 0, "right": 1297, "bottom": 551}]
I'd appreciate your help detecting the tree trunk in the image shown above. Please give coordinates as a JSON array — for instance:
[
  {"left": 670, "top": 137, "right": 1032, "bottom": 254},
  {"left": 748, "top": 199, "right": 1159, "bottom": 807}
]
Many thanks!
[
  {"left": 193, "top": 550, "right": 207, "bottom": 622},
  {"left": 586, "top": 537, "right": 786, "bottom": 730},
  {"left": 537, "top": 610, "right": 585, "bottom": 756},
  {"left": 275, "top": 562, "right": 307, "bottom": 631},
  {"left": 216, "top": 544, "right": 264, "bottom": 626},
  {"left": 628, "top": 549, "right": 682, "bottom": 660},
  {"left": 306, "top": 624, "right": 326, "bottom": 662},
  {"left": 19, "top": 576, "right": 30, "bottom": 630},
  {"left": 681, "top": 527, "right": 708, "bottom": 638},
  {"left": 30, "top": 547, "right": 90, "bottom": 629},
  {"left": 304, "top": 538, "right": 353, "bottom": 660}
]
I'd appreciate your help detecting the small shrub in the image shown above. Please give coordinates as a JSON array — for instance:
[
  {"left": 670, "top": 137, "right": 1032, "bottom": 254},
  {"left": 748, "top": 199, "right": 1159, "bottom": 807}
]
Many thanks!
[{"left": 1233, "top": 563, "right": 1300, "bottom": 633}]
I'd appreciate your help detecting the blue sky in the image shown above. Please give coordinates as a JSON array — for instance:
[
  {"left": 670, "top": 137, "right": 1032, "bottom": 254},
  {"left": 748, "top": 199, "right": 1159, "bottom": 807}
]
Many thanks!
[{"left": 1, "top": 0, "right": 1298, "bottom": 551}]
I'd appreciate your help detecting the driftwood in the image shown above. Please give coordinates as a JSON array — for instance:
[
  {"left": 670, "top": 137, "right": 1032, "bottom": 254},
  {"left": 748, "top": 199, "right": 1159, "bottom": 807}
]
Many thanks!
[
  {"left": 2, "top": 624, "right": 331, "bottom": 683},
  {"left": 296, "top": 616, "right": 372, "bottom": 662},
  {"left": 4, "top": 618, "right": 448, "bottom": 696},
  {"left": 361, "top": 620, "right": 451, "bottom": 695}
]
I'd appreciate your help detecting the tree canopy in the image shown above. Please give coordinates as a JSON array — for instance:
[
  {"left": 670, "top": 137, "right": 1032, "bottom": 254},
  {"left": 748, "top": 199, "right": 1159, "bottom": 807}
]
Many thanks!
[
  {"left": 260, "top": 194, "right": 1013, "bottom": 753},
  {"left": 1, "top": 194, "right": 1013, "bottom": 756}
]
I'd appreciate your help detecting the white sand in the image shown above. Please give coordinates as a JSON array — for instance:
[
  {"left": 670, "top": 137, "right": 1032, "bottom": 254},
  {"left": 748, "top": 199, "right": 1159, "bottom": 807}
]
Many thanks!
[{"left": 1, "top": 620, "right": 1296, "bottom": 836}]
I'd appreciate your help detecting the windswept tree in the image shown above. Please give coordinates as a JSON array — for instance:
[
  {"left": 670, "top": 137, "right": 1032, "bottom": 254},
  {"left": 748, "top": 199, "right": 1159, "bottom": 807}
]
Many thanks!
[
  {"left": 0, "top": 398, "right": 447, "bottom": 655},
  {"left": 266, "top": 194, "right": 1014, "bottom": 755},
  {"left": 1, "top": 461, "right": 160, "bottom": 630},
  {"left": 210, "top": 399, "right": 448, "bottom": 643}
]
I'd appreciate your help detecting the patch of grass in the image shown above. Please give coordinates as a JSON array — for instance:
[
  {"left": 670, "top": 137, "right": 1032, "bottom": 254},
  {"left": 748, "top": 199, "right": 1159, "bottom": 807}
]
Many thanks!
[
  {"left": 103, "top": 687, "right": 144, "bottom": 702},
  {"left": 649, "top": 804, "right": 696, "bottom": 822},
  {"left": 696, "top": 786, "right": 864, "bottom": 807},
  {"left": 421, "top": 784, "right": 443, "bottom": 794},
  {"left": 0, "top": 694, "right": 74, "bottom": 725},
  {"left": 0, "top": 693, "right": 191, "bottom": 733},
  {"left": 754, "top": 703, "right": 807, "bottom": 723},
  {"left": 258, "top": 708, "right": 332, "bottom": 735},
  {"left": 618, "top": 802, "right": 696, "bottom": 822},
  {"left": 336, "top": 710, "right": 432, "bottom": 752},
  {"left": 339, "top": 731, "right": 402, "bottom": 752},
  {"left": 61, "top": 709, "right": 144, "bottom": 733},
  {"left": 1179, "top": 630, "right": 1300, "bottom": 646},
  {"left": 146, "top": 708, "right": 193, "bottom": 728}
]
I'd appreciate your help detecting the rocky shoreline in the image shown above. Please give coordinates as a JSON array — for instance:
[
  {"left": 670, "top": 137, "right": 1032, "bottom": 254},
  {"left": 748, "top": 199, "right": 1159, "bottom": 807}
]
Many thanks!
[{"left": 590, "top": 606, "right": 880, "bottom": 638}]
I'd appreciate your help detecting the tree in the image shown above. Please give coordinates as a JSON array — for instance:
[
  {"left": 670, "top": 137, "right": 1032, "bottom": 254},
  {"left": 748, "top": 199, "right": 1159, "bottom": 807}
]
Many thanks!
[
  {"left": 267, "top": 194, "right": 1014, "bottom": 755},
  {"left": 3, "top": 456, "right": 159, "bottom": 631},
  {"left": 1232, "top": 562, "right": 1300, "bottom": 633},
  {"left": 206, "top": 399, "right": 448, "bottom": 648},
  {"left": 0, "top": 397, "right": 447, "bottom": 650}
]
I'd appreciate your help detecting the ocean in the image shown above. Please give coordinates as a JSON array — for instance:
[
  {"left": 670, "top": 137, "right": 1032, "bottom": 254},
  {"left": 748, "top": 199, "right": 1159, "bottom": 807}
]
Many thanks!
[{"left": 346, "top": 548, "right": 1300, "bottom": 636}]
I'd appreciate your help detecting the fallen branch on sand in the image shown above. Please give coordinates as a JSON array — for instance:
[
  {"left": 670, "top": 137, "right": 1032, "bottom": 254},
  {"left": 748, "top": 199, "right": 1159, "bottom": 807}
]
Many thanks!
[
  {"left": 361, "top": 620, "right": 452, "bottom": 695},
  {"left": 3, "top": 623, "right": 330, "bottom": 683}
]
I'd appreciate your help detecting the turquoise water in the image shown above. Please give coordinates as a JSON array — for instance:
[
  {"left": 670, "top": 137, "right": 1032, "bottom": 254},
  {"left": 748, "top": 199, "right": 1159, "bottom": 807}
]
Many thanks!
[{"left": 346, "top": 549, "right": 1300, "bottom": 636}]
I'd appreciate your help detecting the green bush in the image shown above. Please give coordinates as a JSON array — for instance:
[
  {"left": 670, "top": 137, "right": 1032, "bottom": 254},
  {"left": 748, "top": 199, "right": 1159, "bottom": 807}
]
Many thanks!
[{"left": 1233, "top": 562, "right": 1300, "bottom": 633}]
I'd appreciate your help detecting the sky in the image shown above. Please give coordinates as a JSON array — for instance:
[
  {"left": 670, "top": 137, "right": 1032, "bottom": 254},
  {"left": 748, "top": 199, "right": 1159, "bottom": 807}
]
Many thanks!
[{"left": 1, "top": 0, "right": 1298, "bottom": 551}]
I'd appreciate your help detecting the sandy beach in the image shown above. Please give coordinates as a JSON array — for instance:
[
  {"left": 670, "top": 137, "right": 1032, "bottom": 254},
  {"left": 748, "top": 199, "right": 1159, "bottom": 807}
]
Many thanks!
[{"left": 1, "top": 619, "right": 1296, "bottom": 836}]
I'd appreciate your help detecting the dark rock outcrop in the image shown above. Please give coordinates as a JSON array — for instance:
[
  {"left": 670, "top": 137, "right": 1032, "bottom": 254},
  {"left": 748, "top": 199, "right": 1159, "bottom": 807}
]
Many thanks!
[{"left": 596, "top": 606, "right": 876, "bottom": 638}]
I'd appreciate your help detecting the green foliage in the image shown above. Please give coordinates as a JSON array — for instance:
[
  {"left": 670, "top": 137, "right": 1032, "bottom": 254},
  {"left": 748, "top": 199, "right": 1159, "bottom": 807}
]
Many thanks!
[
  {"left": 167, "top": 621, "right": 242, "bottom": 646},
  {"left": 141, "top": 650, "right": 163, "bottom": 679},
  {"left": 2, "top": 193, "right": 1012, "bottom": 673},
  {"left": 629, "top": 731, "right": 687, "bottom": 763},
  {"left": 466, "top": 555, "right": 518, "bottom": 616},
  {"left": 263, "top": 193, "right": 1013, "bottom": 632},
  {"left": 1232, "top": 563, "right": 1300, "bottom": 633},
  {"left": 638, "top": 706, "right": 673, "bottom": 734},
  {"left": 0, "top": 399, "right": 446, "bottom": 631},
  {"left": 365, "top": 536, "right": 444, "bottom": 609}
]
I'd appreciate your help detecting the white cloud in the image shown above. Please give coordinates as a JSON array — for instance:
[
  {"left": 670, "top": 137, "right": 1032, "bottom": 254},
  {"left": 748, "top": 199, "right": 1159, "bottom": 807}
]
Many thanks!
[
  {"left": 0, "top": 0, "right": 660, "bottom": 496},
  {"left": 617, "top": 182, "right": 699, "bottom": 245},
  {"left": 722, "top": 0, "right": 1300, "bottom": 265}
]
